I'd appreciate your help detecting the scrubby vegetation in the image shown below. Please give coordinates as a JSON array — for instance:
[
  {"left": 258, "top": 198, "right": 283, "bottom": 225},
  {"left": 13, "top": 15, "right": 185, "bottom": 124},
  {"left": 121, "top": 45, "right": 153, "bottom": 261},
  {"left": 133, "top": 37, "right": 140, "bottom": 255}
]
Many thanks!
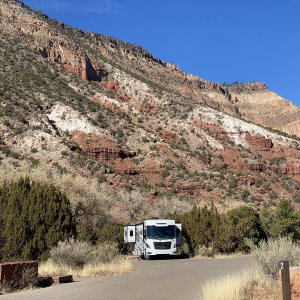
[
  {"left": 246, "top": 237, "right": 300, "bottom": 281},
  {"left": 1, "top": 177, "right": 299, "bottom": 264},
  {"left": 171, "top": 200, "right": 300, "bottom": 256},
  {"left": 39, "top": 239, "right": 132, "bottom": 277},
  {"left": 201, "top": 236, "right": 300, "bottom": 300}
]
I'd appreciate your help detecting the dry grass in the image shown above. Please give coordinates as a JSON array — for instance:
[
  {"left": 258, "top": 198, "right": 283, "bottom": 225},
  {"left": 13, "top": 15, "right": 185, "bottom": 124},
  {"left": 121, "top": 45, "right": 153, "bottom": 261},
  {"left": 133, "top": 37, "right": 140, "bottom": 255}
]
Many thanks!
[
  {"left": 193, "top": 245, "right": 245, "bottom": 259},
  {"left": 200, "top": 269, "right": 281, "bottom": 300},
  {"left": 39, "top": 259, "right": 134, "bottom": 277},
  {"left": 201, "top": 270, "right": 255, "bottom": 300}
]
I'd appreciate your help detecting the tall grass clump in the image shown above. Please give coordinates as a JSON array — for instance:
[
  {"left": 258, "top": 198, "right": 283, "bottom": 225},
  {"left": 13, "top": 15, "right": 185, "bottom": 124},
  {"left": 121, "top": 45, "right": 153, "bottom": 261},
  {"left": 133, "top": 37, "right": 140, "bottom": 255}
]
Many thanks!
[
  {"left": 39, "top": 238, "right": 133, "bottom": 277},
  {"left": 246, "top": 236, "right": 300, "bottom": 281},
  {"left": 201, "top": 270, "right": 257, "bottom": 300}
]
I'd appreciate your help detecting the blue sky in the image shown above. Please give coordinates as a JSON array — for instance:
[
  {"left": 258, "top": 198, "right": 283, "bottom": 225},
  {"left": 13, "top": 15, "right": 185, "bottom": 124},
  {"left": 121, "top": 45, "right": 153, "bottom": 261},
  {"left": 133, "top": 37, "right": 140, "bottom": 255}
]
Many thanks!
[{"left": 22, "top": 0, "right": 300, "bottom": 107}]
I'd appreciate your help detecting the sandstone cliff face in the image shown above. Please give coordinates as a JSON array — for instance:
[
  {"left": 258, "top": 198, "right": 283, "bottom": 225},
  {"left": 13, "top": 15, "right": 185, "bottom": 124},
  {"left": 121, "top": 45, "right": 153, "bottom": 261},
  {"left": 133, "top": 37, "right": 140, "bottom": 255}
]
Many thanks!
[
  {"left": 39, "top": 41, "right": 102, "bottom": 81},
  {"left": 244, "top": 133, "right": 274, "bottom": 152},
  {"left": 0, "top": 1, "right": 105, "bottom": 81}
]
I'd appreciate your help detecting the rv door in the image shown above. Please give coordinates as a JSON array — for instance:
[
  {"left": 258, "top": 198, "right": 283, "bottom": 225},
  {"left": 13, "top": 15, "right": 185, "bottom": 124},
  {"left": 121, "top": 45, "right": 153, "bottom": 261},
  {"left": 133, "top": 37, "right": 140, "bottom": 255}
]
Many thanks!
[
  {"left": 124, "top": 225, "right": 135, "bottom": 243},
  {"left": 175, "top": 223, "right": 182, "bottom": 246}
]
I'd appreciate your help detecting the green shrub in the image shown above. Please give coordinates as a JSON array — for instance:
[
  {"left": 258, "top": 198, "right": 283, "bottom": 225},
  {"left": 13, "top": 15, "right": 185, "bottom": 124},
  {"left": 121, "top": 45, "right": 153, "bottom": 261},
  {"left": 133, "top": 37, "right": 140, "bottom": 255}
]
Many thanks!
[
  {"left": 269, "top": 157, "right": 286, "bottom": 165},
  {"left": 260, "top": 200, "right": 300, "bottom": 239},
  {"left": 171, "top": 205, "right": 265, "bottom": 255},
  {"left": 170, "top": 205, "right": 221, "bottom": 255},
  {"left": 215, "top": 206, "right": 265, "bottom": 253},
  {"left": 228, "top": 177, "right": 237, "bottom": 189},
  {"left": 0, "top": 178, "right": 75, "bottom": 261}
]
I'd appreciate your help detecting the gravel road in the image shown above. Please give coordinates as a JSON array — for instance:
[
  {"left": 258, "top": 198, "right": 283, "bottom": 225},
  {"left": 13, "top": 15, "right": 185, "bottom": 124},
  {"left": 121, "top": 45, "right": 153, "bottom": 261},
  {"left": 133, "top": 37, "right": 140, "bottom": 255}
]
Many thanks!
[{"left": 1, "top": 255, "right": 253, "bottom": 300}]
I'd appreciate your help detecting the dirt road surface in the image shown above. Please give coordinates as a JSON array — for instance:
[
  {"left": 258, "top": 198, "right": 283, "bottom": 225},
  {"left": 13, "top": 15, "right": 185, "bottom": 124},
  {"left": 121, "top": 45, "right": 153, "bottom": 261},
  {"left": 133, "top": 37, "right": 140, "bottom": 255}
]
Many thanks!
[{"left": 1, "top": 255, "right": 253, "bottom": 300}]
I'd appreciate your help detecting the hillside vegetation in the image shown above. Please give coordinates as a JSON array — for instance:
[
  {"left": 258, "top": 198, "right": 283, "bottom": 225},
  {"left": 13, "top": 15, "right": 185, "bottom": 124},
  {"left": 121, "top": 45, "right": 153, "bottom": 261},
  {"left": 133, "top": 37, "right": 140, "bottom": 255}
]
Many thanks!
[{"left": 0, "top": 0, "right": 300, "bottom": 228}]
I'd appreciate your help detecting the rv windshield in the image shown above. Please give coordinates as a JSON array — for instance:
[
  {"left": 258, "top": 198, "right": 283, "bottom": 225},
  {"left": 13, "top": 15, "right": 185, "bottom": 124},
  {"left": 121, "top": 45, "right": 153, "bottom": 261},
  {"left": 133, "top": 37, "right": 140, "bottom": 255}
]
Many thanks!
[{"left": 147, "top": 225, "right": 176, "bottom": 240}]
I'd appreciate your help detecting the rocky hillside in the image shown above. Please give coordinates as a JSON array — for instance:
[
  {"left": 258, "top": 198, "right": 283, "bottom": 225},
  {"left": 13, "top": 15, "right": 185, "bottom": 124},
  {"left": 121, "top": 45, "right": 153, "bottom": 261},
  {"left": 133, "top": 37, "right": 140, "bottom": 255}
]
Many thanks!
[{"left": 0, "top": 0, "right": 300, "bottom": 222}]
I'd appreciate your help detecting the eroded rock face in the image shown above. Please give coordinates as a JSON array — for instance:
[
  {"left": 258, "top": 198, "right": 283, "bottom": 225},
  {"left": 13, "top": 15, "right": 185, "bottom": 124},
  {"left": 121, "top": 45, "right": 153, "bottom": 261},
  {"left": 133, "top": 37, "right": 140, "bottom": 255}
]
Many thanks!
[
  {"left": 0, "top": 1, "right": 106, "bottom": 82},
  {"left": 39, "top": 41, "right": 104, "bottom": 81},
  {"left": 114, "top": 159, "right": 139, "bottom": 174},
  {"left": 247, "top": 160, "right": 300, "bottom": 178},
  {"left": 279, "top": 162, "right": 300, "bottom": 177},
  {"left": 244, "top": 132, "right": 273, "bottom": 151},
  {"left": 2, "top": 0, "right": 300, "bottom": 208},
  {"left": 71, "top": 131, "right": 135, "bottom": 165},
  {"left": 248, "top": 163, "right": 266, "bottom": 172}
]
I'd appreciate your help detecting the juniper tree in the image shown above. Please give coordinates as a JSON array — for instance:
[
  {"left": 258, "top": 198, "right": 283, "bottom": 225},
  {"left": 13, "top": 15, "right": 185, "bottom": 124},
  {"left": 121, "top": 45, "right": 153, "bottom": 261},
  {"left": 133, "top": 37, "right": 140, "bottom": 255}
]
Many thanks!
[{"left": 0, "top": 177, "right": 75, "bottom": 261}]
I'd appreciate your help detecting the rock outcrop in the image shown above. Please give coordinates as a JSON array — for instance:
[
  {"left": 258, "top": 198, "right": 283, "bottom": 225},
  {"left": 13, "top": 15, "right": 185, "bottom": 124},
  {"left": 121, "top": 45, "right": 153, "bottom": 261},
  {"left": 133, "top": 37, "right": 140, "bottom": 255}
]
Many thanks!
[
  {"left": 244, "top": 132, "right": 273, "bottom": 152},
  {"left": 279, "top": 161, "right": 300, "bottom": 177}
]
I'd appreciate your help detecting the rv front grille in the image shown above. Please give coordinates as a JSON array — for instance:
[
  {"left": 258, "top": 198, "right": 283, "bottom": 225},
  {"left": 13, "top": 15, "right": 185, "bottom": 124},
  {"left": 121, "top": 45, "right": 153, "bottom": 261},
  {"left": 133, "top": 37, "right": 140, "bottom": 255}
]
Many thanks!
[{"left": 153, "top": 242, "right": 171, "bottom": 250}]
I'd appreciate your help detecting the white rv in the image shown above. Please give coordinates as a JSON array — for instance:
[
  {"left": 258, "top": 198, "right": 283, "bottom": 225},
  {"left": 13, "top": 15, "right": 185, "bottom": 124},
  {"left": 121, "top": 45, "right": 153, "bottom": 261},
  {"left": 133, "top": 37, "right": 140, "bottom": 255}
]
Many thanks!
[{"left": 124, "top": 219, "right": 182, "bottom": 259}]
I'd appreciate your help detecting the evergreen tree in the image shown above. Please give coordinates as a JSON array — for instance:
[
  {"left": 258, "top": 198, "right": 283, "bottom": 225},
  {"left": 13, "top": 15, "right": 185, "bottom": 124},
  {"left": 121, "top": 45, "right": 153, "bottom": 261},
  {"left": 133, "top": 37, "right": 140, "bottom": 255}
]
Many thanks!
[
  {"left": 216, "top": 206, "right": 265, "bottom": 253},
  {"left": 170, "top": 204, "right": 221, "bottom": 254},
  {"left": 0, "top": 178, "right": 75, "bottom": 261},
  {"left": 261, "top": 199, "right": 300, "bottom": 239}
]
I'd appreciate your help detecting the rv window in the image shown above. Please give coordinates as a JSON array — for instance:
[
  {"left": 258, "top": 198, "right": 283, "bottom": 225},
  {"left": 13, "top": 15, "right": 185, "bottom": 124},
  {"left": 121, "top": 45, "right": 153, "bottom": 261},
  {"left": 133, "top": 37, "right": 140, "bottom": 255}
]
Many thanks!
[
  {"left": 147, "top": 225, "right": 176, "bottom": 240},
  {"left": 129, "top": 230, "right": 133, "bottom": 237}
]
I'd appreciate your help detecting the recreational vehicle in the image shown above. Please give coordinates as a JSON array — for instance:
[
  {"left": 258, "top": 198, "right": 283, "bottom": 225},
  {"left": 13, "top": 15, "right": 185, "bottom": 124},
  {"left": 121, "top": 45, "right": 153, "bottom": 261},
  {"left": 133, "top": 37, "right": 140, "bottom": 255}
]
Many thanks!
[{"left": 124, "top": 219, "right": 182, "bottom": 259}]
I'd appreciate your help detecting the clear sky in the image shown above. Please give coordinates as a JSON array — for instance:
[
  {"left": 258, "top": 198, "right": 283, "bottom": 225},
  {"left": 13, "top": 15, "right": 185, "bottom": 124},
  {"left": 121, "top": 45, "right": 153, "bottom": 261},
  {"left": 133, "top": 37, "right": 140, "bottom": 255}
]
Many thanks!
[{"left": 22, "top": 0, "right": 300, "bottom": 107}]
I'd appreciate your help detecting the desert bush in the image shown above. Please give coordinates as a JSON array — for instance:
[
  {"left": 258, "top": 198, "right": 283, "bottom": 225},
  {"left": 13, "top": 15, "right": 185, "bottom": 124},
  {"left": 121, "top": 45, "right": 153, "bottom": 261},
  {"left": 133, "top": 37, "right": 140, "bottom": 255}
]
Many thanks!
[
  {"left": 50, "top": 238, "right": 93, "bottom": 269},
  {"left": 49, "top": 238, "right": 119, "bottom": 269},
  {"left": 196, "top": 245, "right": 215, "bottom": 258},
  {"left": 39, "top": 238, "right": 130, "bottom": 278},
  {"left": 245, "top": 236, "right": 300, "bottom": 281},
  {"left": 152, "top": 196, "right": 191, "bottom": 218},
  {"left": 116, "top": 190, "right": 148, "bottom": 222},
  {"left": 176, "top": 241, "right": 191, "bottom": 256},
  {"left": 93, "top": 242, "right": 119, "bottom": 264}
]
